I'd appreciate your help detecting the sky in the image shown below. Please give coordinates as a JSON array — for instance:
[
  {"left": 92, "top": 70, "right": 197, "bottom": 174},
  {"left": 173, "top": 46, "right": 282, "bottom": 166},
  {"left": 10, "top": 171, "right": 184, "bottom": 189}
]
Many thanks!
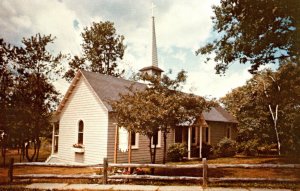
[{"left": 0, "top": 0, "right": 255, "bottom": 99}]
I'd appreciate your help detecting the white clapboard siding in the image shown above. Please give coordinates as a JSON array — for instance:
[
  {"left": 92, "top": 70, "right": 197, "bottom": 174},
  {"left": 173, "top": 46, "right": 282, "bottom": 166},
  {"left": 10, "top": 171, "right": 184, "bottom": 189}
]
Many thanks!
[
  {"left": 58, "top": 78, "right": 108, "bottom": 164},
  {"left": 107, "top": 114, "right": 175, "bottom": 163}
]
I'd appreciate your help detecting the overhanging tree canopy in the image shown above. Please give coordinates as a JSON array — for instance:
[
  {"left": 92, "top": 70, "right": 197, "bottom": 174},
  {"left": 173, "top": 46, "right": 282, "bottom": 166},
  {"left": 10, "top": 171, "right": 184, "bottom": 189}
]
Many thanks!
[
  {"left": 197, "top": 0, "right": 300, "bottom": 74},
  {"left": 220, "top": 61, "right": 300, "bottom": 155},
  {"left": 111, "top": 71, "right": 215, "bottom": 164}
]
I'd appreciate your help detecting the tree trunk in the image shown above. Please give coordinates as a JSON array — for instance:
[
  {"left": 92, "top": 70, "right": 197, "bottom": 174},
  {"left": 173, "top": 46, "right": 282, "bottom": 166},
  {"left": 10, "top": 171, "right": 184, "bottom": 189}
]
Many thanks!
[
  {"left": 25, "top": 140, "right": 37, "bottom": 162},
  {"left": 35, "top": 138, "right": 41, "bottom": 162},
  {"left": 21, "top": 141, "right": 25, "bottom": 161},
  {"left": 149, "top": 138, "right": 153, "bottom": 163},
  {"left": 1, "top": 141, "right": 6, "bottom": 167},
  {"left": 268, "top": 104, "right": 281, "bottom": 155},
  {"left": 153, "top": 144, "right": 157, "bottom": 164},
  {"left": 163, "top": 131, "right": 167, "bottom": 164},
  {"left": 148, "top": 137, "right": 155, "bottom": 175}
]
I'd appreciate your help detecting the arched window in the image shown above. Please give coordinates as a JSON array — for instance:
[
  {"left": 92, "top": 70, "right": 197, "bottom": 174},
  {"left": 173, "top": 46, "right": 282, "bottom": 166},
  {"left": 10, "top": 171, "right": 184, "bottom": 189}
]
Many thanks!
[
  {"left": 54, "top": 121, "right": 59, "bottom": 153},
  {"left": 78, "top": 120, "right": 84, "bottom": 144}
]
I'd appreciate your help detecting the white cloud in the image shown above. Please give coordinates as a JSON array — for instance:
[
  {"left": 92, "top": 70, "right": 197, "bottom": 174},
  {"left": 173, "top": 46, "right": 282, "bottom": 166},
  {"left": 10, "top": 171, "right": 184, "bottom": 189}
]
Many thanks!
[
  {"left": 0, "top": 0, "right": 255, "bottom": 98},
  {"left": 157, "top": 0, "right": 219, "bottom": 49},
  {"left": 185, "top": 59, "right": 252, "bottom": 98},
  {"left": 173, "top": 51, "right": 186, "bottom": 63},
  {"left": 0, "top": 0, "right": 81, "bottom": 55}
]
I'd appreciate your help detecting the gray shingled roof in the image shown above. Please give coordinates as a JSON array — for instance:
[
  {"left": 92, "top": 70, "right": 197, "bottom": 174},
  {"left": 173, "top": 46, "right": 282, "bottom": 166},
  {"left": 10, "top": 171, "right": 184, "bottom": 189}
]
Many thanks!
[
  {"left": 139, "top": 66, "right": 164, "bottom": 72},
  {"left": 81, "top": 71, "right": 237, "bottom": 123},
  {"left": 81, "top": 70, "right": 146, "bottom": 111},
  {"left": 203, "top": 106, "right": 238, "bottom": 123}
]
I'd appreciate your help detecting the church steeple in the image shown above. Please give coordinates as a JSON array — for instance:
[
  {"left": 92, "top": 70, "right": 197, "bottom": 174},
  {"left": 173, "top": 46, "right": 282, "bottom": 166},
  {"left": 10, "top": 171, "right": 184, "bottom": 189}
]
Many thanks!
[
  {"left": 151, "top": 16, "right": 158, "bottom": 68},
  {"left": 139, "top": 2, "right": 164, "bottom": 77}
]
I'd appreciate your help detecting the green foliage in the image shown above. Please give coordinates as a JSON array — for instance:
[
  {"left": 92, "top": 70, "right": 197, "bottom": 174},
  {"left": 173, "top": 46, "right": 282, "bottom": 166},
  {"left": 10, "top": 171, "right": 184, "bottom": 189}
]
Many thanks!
[
  {"left": 167, "top": 143, "right": 187, "bottom": 162},
  {"left": 237, "top": 140, "right": 259, "bottom": 156},
  {"left": 221, "top": 61, "right": 300, "bottom": 156},
  {"left": 111, "top": 71, "right": 215, "bottom": 163},
  {"left": 216, "top": 137, "right": 237, "bottom": 157},
  {"left": 0, "top": 34, "right": 64, "bottom": 162},
  {"left": 64, "top": 21, "right": 125, "bottom": 81},
  {"left": 197, "top": 0, "right": 300, "bottom": 74},
  {"left": 0, "top": 39, "right": 14, "bottom": 133}
]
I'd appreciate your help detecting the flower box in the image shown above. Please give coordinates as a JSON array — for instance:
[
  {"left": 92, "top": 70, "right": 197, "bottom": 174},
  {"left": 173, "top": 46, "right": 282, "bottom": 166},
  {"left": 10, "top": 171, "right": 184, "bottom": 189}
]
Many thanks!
[
  {"left": 72, "top": 147, "right": 85, "bottom": 153},
  {"left": 72, "top": 144, "right": 85, "bottom": 153}
]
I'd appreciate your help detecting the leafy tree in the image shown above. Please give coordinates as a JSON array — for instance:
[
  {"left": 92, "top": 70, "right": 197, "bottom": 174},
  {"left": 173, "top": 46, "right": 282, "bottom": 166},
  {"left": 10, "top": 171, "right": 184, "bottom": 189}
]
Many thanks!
[
  {"left": 221, "top": 61, "right": 300, "bottom": 155},
  {"left": 0, "top": 39, "right": 15, "bottom": 166},
  {"left": 197, "top": 0, "right": 300, "bottom": 74},
  {"left": 139, "top": 72, "right": 215, "bottom": 163},
  {"left": 111, "top": 84, "right": 161, "bottom": 164},
  {"left": 64, "top": 21, "right": 125, "bottom": 81},
  {"left": 12, "top": 34, "right": 64, "bottom": 161},
  {"left": 111, "top": 71, "right": 214, "bottom": 164}
]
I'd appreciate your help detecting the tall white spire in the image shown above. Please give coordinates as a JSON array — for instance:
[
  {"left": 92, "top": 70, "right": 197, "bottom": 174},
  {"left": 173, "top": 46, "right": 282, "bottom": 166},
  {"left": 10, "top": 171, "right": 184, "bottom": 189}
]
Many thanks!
[
  {"left": 151, "top": 2, "right": 158, "bottom": 67},
  {"left": 152, "top": 16, "right": 158, "bottom": 67},
  {"left": 139, "top": 1, "right": 163, "bottom": 77}
]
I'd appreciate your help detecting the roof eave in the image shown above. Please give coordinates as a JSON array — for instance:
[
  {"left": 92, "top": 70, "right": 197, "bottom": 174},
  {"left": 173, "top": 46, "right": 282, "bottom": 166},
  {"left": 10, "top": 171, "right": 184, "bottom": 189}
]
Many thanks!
[{"left": 54, "top": 70, "right": 83, "bottom": 118}]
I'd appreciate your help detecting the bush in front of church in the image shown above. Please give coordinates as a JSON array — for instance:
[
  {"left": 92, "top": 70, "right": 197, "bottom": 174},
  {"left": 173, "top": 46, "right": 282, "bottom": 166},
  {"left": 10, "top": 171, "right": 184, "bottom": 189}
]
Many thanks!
[
  {"left": 215, "top": 137, "right": 237, "bottom": 157},
  {"left": 167, "top": 143, "right": 188, "bottom": 162}
]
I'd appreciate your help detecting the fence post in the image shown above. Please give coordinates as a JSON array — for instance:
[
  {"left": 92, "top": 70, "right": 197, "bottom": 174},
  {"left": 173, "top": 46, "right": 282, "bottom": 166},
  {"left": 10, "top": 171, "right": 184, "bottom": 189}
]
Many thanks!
[
  {"left": 103, "top": 157, "right": 108, "bottom": 184},
  {"left": 202, "top": 158, "right": 208, "bottom": 187},
  {"left": 8, "top": 158, "right": 14, "bottom": 183}
]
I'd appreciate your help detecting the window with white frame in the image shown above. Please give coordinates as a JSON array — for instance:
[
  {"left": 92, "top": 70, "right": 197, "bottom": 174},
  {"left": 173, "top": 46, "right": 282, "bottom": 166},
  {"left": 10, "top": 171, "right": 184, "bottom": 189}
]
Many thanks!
[
  {"left": 78, "top": 120, "right": 84, "bottom": 144},
  {"left": 151, "top": 130, "right": 161, "bottom": 148},
  {"left": 130, "top": 131, "right": 139, "bottom": 149},
  {"left": 54, "top": 122, "right": 59, "bottom": 153}
]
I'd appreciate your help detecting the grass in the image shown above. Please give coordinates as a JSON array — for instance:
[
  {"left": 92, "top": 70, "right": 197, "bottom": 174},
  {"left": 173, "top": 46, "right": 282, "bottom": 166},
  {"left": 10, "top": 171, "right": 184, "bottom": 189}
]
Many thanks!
[
  {"left": 1, "top": 149, "right": 300, "bottom": 189},
  {"left": 156, "top": 155, "right": 300, "bottom": 179}
]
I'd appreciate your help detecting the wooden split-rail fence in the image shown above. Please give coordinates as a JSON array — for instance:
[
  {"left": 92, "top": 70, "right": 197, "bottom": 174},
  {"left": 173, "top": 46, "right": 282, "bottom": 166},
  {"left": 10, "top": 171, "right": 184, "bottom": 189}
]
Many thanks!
[{"left": 7, "top": 158, "right": 300, "bottom": 186}]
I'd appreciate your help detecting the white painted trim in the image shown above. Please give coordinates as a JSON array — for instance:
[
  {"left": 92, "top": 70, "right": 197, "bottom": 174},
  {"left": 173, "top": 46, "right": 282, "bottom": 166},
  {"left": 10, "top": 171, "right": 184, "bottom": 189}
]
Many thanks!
[
  {"left": 80, "top": 71, "right": 109, "bottom": 112},
  {"left": 55, "top": 71, "right": 82, "bottom": 117},
  {"left": 131, "top": 133, "right": 139, "bottom": 149},
  {"left": 77, "top": 120, "right": 84, "bottom": 145},
  {"left": 199, "top": 126, "right": 203, "bottom": 158},
  {"left": 56, "top": 70, "right": 109, "bottom": 120},
  {"left": 151, "top": 130, "right": 161, "bottom": 148},
  {"left": 188, "top": 127, "right": 192, "bottom": 159},
  {"left": 51, "top": 123, "right": 55, "bottom": 155}
]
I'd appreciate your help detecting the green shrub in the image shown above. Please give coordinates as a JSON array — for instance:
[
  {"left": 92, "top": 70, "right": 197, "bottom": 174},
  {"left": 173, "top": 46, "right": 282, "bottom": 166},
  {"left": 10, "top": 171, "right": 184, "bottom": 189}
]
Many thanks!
[
  {"left": 201, "top": 142, "right": 213, "bottom": 159},
  {"left": 167, "top": 143, "right": 187, "bottom": 162},
  {"left": 216, "top": 137, "right": 237, "bottom": 157},
  {"left": 239, "top": 140, "right": 259, "bottom": 156}
]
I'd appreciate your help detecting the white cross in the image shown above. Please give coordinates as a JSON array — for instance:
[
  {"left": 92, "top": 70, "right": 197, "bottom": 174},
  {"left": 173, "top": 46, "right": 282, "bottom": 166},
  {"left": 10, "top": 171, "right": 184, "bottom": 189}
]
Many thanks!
[{"left": 151, "top": 2, "right": 156, "bottom": 17}]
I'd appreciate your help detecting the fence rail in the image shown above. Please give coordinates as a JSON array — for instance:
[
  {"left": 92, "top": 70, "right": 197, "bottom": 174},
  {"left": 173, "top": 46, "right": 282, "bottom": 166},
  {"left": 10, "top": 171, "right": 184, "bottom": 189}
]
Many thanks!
[
  {"left": 14, "top": 174, "right": 103, "bottom": 179},
  {"left": 109, "top": 163, "right": 203, "bottom": 169},
  {"left": 208, "top": 163, "right": 300, "bottom": 169},
  {"left": 7, "top": 157, "right": 300, "bottom": 186},
  {"left": 13, "top": 162, "right": 103, "bottom": 168},
  {"left": 109, "top": 174, "right": 202, "bottom": 181}
]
